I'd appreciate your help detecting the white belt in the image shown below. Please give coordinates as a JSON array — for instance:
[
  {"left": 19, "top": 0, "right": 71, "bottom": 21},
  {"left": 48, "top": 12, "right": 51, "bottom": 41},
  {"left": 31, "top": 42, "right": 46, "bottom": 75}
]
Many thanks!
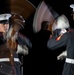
[
  {"left": 65, "top": 58, "right": 74, "bottom": 64},
  {"left": 0, "top": 58, "right": 20, "bottom": 62}
]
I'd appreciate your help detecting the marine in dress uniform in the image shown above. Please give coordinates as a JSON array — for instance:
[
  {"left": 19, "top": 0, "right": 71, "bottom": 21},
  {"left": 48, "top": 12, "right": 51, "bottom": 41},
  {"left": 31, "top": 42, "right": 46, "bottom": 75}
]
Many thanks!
[
  {"left": 0, "top": 13, "right": 32, "bottom": 75},
  {"left": 47, "top": 14, "right": 74, "bottom": 75}
]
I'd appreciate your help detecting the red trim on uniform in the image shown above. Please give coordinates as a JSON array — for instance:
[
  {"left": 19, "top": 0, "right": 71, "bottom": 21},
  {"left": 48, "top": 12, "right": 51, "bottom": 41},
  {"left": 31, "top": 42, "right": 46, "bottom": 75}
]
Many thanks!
[
  {"left": 56, "top": 34, "right": 63, "bottom": 41},
  {"left": 68, "top": 29, "right": 74, "bottom": 32}
]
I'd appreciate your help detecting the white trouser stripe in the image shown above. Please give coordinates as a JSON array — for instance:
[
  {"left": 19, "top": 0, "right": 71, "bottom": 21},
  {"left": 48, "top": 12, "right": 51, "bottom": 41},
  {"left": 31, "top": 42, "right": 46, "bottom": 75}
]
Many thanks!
[
  {"left": 0, "top": 58, "right": 20, "bottom": 62},
  {"left": 65, "top": 58, "right": 74, "bottom": 64}
]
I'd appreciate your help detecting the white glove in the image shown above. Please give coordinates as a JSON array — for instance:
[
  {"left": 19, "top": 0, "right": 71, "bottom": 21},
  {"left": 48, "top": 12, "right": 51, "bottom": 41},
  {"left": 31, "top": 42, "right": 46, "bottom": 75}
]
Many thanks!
[
  {"left": 60, "top": 29, "right": 67, "bottom": 35},
  {"left": 16, "top": 44, "right": 28, "bottom": 55},
  {"left": 57, "top": 50, "right": 67, "bottom": 60}
]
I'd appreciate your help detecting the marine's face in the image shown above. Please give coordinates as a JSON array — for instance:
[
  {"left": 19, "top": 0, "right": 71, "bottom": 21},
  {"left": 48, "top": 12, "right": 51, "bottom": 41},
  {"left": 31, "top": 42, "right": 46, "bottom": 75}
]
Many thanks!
[
  {"left": 0, "top": 23, "right": 9, "bottom": 33},
  {"left": 4, "top": 23, "right": 9, "bottom": 32}
]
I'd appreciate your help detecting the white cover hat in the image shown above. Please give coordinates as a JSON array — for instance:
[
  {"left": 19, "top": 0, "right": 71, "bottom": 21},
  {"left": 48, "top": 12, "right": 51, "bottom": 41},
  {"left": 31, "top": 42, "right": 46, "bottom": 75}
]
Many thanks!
[
  {"left": 0, "top": 13, "right": 11, "bottom": 21},
  {"left": 70, "top": 4, "right": 74, "bottom": 11},
  {"left": 52, "top": 14, "right": 70, "bottom": 31}
]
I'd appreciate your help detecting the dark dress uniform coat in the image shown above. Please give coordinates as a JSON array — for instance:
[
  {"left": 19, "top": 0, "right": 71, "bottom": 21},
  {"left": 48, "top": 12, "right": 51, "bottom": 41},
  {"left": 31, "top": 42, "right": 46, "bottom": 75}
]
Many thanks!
[
  {"left": 47, "top": 30, "right": 74, "bottom": 75},
  {"left": 0, "top": 33, "right": 21, "bottom": 75},
  {"left": 0, "top": 32, "right": 32, "bottom": 75}
]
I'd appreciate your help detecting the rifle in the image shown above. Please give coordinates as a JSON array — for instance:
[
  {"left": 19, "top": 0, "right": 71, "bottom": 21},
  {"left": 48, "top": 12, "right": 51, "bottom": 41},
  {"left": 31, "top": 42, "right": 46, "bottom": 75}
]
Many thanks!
[{"left": 6, "top": 13, "right": 25, "bottom": 75}]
